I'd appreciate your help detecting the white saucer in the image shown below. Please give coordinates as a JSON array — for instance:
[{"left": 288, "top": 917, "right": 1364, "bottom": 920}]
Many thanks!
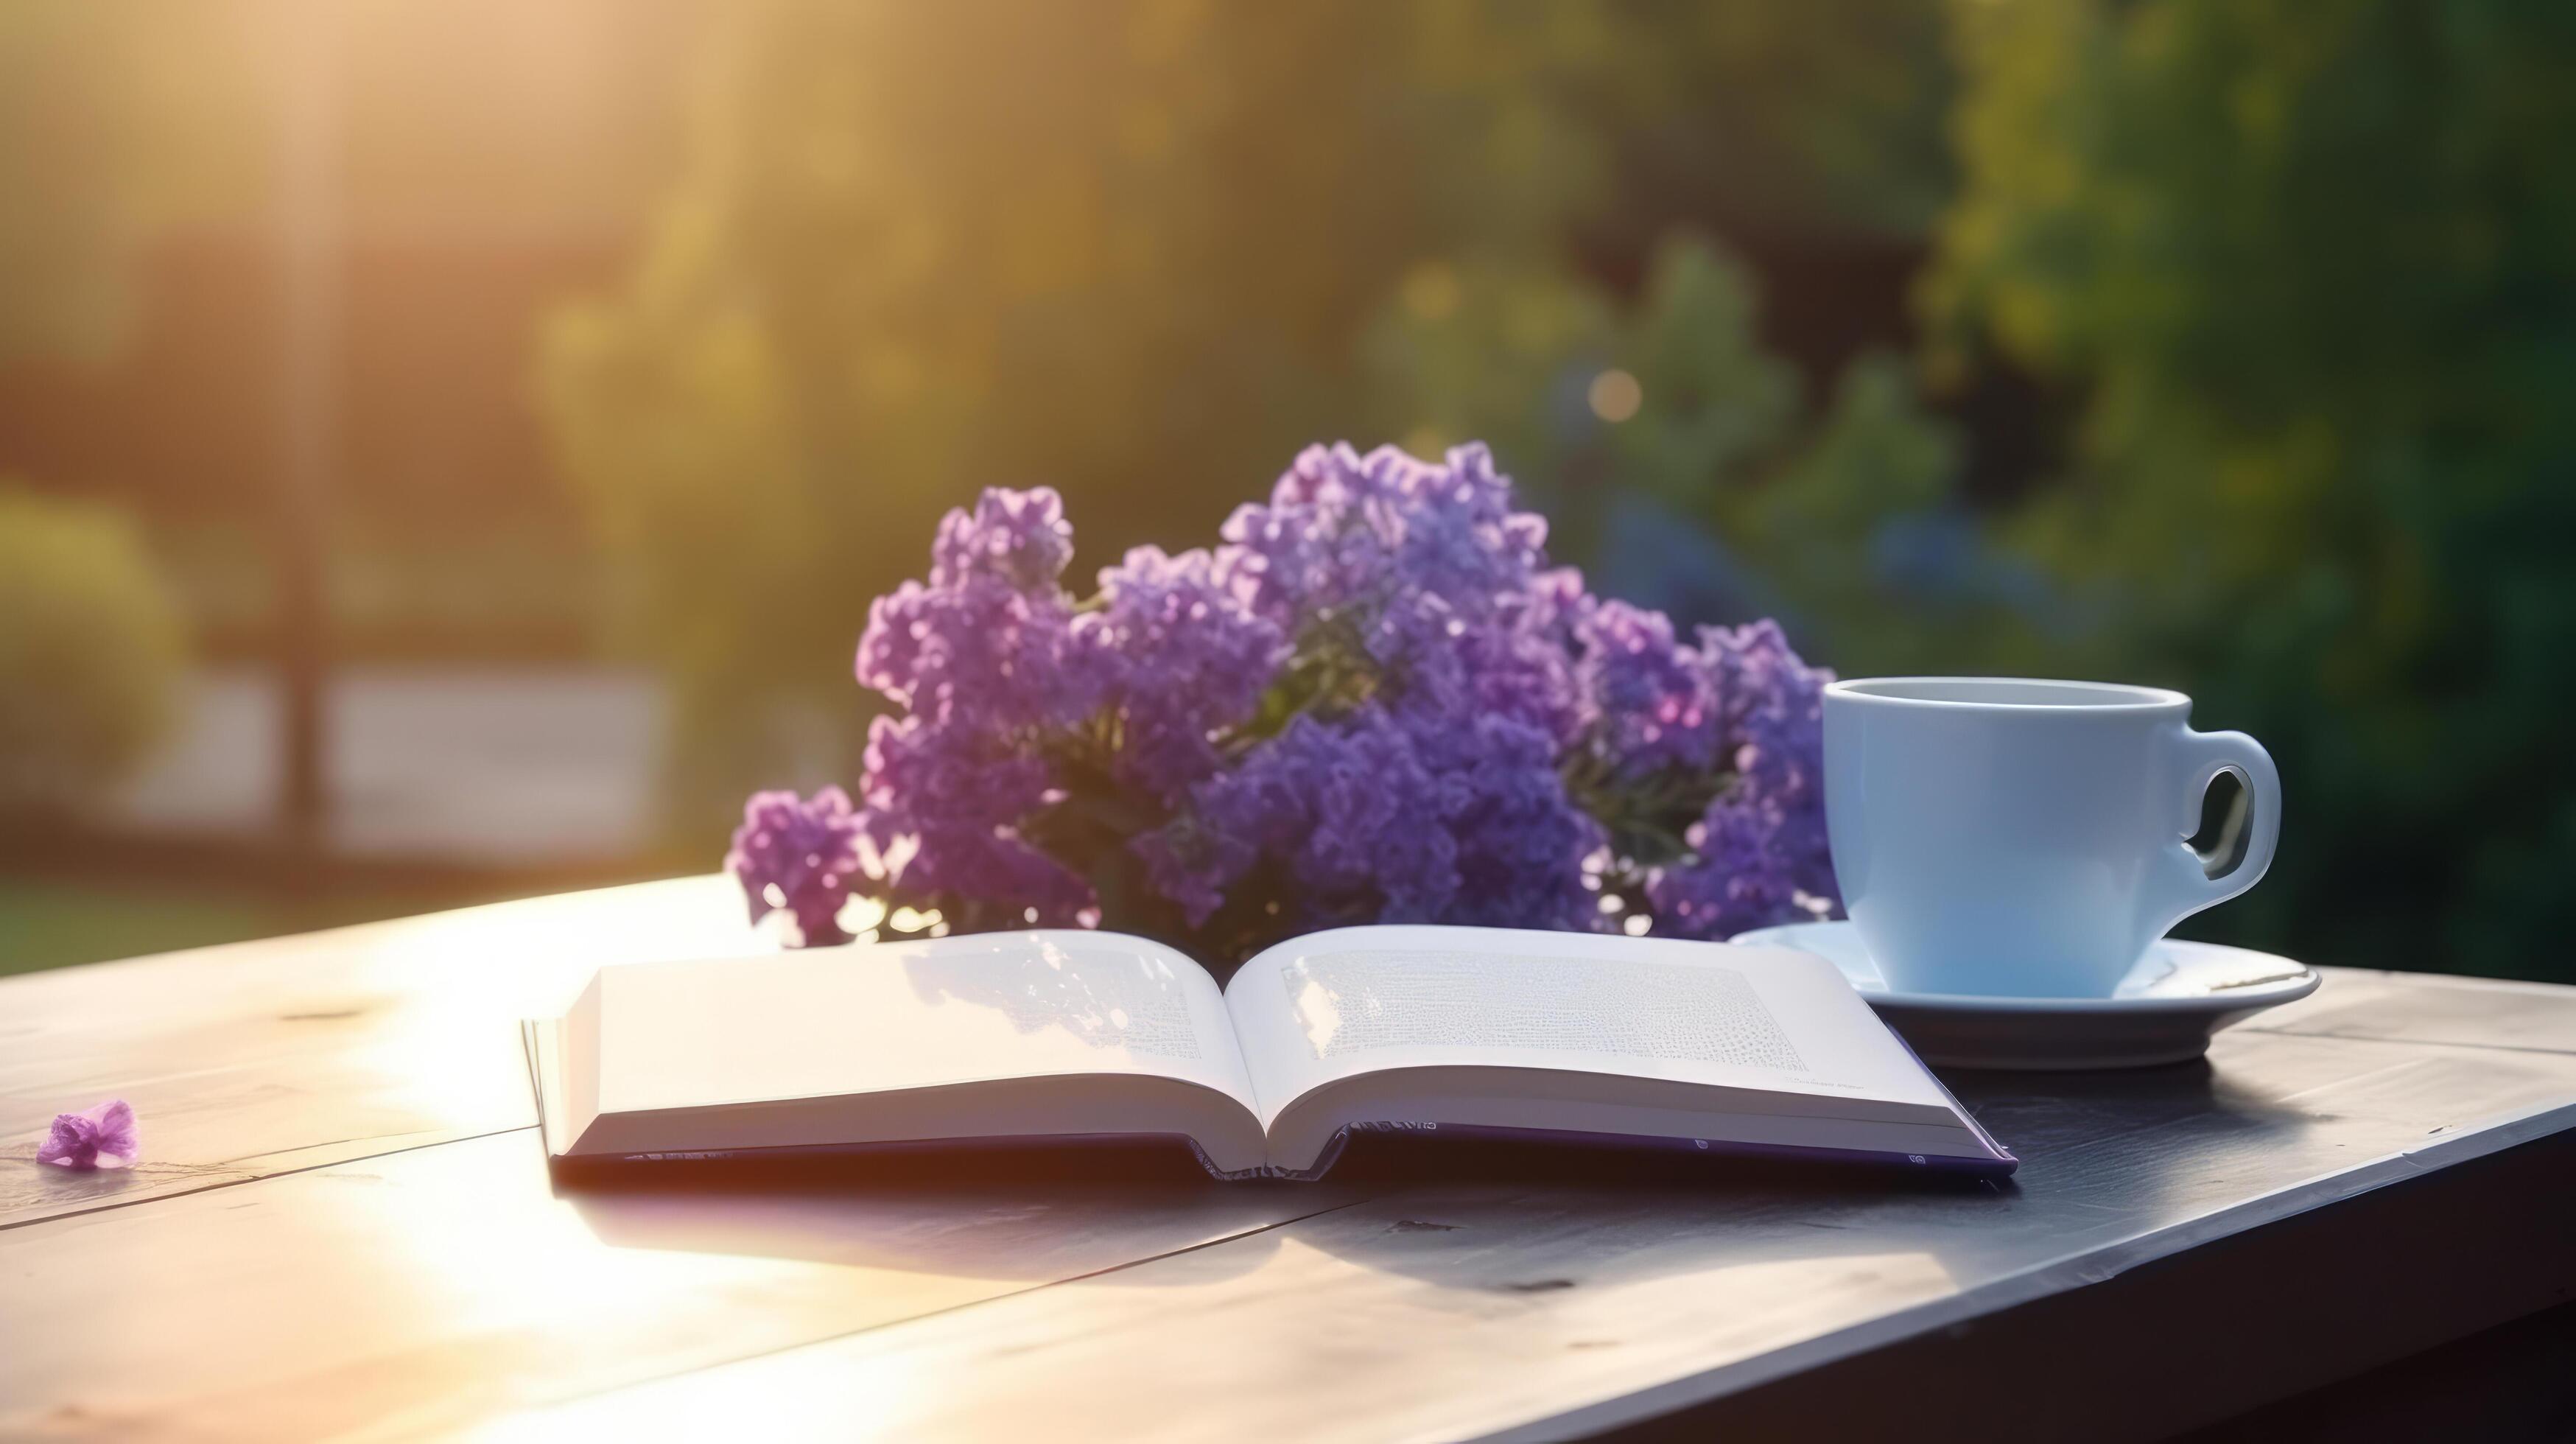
[{"left": 1730, "top": 919, "right": 2322, "bottom": 1070}]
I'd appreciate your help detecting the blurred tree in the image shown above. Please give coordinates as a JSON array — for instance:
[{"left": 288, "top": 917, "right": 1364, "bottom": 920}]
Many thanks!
[
  {"left": 0, "top": 486, "right": 186, "bottom": 811},
  {"left": 1367, "top": 235, "right": 2041, "bottom": 677},
  {"left": 1559, "top": 0, "right": 1959, "bottom": 248},
  {"left": 1928, "top": 0, "right": 2576, "bottom": 978},
  {"left": 1357, "top": 256, "right": 1622, "bottom": 510},
  {"left": 0, "top": 6, "right": 250, "bottom": 363},
  {"left": 541, "top": 0, "right": 1968, "bottom": 838},
  {"left": 541, "top": 0, "right": 1586, "bottom": 828}
]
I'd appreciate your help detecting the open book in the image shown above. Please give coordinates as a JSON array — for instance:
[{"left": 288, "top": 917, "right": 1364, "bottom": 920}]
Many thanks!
[{"left": 524, "top": 925, "right": 2015, "bottom": 1181}]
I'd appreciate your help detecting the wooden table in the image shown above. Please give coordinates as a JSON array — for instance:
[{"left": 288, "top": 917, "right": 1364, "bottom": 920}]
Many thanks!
[{"left": 4, "top": 877, "right": 2573, "bottom": 1441}]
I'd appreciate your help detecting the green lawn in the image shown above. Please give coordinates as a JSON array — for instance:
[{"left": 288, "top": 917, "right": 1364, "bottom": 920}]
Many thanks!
[{"left": 0, "top": 881, "right": 448, "bottom": 978}]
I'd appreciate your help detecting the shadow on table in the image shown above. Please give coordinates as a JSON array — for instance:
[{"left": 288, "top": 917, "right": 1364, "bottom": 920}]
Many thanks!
[
  {"left": 1280, "top": 1133, "right": 2024, "bottom": 1299},
  {"left": 543, "top": 1126, "right": 2028, "bottom": 1294},
  {"left": 1941, "top": 1056, "right": 2256, "bottom": 1153},
  {"left": 548, "top": 1054, "right": 2354, "bottom": 1300},
  {"left": 1273, "top": 1054, "right": 2357, "bottom": 1301}
]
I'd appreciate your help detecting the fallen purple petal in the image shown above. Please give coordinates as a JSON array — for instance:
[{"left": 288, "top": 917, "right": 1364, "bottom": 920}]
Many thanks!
[{"left": 36, "top": 1098, "right": 138, "bottom": 1171}]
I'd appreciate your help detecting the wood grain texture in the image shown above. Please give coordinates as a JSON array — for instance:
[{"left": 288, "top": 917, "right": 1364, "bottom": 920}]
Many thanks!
[
  {"left": 4, "top": 884, "right": 2574, "bottom": 1443},
  {"left": 480, "top": 1021, "right": 2576, "bottom": 1443},
  {"left": 0, "top": 876, "right": 758, "bottom": 1227},
  {"left": 2241, "top": 967, "right": 2576, "bottom": 1054},
  {"left": 0, "top": 1129, "right": 1358, "bottom": 1440}
]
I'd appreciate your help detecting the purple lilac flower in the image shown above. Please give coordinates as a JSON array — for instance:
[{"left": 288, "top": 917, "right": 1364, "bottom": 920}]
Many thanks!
[
  {"left": 1716, "top": 621, "right": 1839, "bottom": 908},
  {"left": 1078, "top": 545, "right": 1285, "bottom": 803},
  {"left": 859, "top": 715, "right": 1093, "bottom": 923},
  {"left": 1644, "top": 620, "right": 1842, "bottom": 939},
  {"left": 1396, "top": 705, "right": 1604, "bottom": 931},
  {"left": 1576, "top": 599, "right": 1721, "bottom": 775},
  {"left": 1215, "top": 444, "right": 1387, "bottom": 621},
  {"left": 1280, "top": 709, "right": 1464, "bottom": 919},
  {"left": 930, "top": 486, "right": 1075, "bottom": 592},
  {"left": 1154, "top": 709, "right": 1456, "bottom": 925},
  {"left": 1138, "top": 702, "right": 1602, "bottom": 934},
  {"left": 1126, "top": 442, "right": 1605, "bottom": 932},
  {"left": 728, "top": 787, "right": 867, "bottom": 945},
  {"left": 1378, "top": 443, "right": 1550, "bottom": 614},
  {"left": 1358, "top": 589, "right": 1570, "bottom": 743},
  {"left": 1217, "top": 443, "right": 1577, "bottom": 745},
  {"left": 856, "top": 578, "right": 1089, "bottom": 733},
  {"left": 38, "top": 1098, "right": 138, "bottom": 1171},
  {"left": 1127, "top": 824, "right": 1235, "bottom": 929},
  {"left": 1646, "top": 799, "right": 1799, "bottom": 938},
  {"left": 740, "top": 444, "right": 1839, "bottom": 956},
  {"left": 1215, "top": 442, "right": 1551, "bottom": 628},
  {"left": 860, "top": 486, "right": 1101, "bottom": 739}
]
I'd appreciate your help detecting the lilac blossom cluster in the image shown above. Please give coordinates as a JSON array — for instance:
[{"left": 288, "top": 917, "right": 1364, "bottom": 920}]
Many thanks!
[{"left": 728, "top": 443, "right": 1839, "bottom": 963}]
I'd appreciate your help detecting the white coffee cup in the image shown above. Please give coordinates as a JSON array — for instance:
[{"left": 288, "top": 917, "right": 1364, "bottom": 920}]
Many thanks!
[{"left": 1822, "top": 677, "right": 2281, "bottom": 998}]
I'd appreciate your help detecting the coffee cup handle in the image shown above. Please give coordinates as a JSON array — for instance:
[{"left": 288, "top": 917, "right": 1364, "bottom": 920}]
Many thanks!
[{"left": 2148, "top": 726, "right": 2282, "bottom": 932}]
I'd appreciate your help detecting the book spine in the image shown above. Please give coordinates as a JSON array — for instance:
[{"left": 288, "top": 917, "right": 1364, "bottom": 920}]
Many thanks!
[
  {"left": 1198, "top": 1128, "right": 1352, "bottom": 1182},
  {"left": 1333, "top": 1120, "right": 2018, "bottom": 1178}
]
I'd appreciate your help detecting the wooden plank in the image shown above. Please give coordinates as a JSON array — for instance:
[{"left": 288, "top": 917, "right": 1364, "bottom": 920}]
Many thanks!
[
  {"left": 7, "top": 869, "right": 2544, "bottom": 1234},
  {"left": 0, "top": 1129, "right": 1359, "bottom": 1441},
  {"left": 0, "top": 876, "right": 759, "bottom": 1227},
  {"left": 475, "top": 1029, "right": 2576, "bottom": 1444},
  {"left": 7, "top": 886, "right": 2573, "bottom": 1440},
  {"left": 1621, "top": 1124, "right": 2576, "bottom": 1443},
  {"left": 2239, "top": 968, "right": 2576, "bottom": 1055}
]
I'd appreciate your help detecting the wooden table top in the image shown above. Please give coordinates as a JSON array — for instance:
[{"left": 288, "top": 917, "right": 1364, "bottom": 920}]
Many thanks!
[{"left": 5, "top": 877, "right": 2574, "bottom": 1441}]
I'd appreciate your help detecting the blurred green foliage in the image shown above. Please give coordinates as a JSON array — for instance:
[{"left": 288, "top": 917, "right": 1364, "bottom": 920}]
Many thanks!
[
  {"left": 0, "top": 486, "right": 186, "bottom": 810},
  {"left": 1927, "top": 0, "right": 2576, "bottom": 975},
  {"left": 525, "top": 0, "right": 2575, "bottom": 980},
  {"left": 543, "top": 0, "right": 1955, "bottom": 831},
  {"left": 545, "top": 1, "right": 1441, "bottom": 823},
  {"left": 1365, "top": 238, "right": 2025, "bottom": 679}
]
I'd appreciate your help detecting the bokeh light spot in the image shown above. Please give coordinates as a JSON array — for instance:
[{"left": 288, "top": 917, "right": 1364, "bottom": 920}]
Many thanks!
[
  {"left": 1402, "top": 262, "right": 1461, "bottom": 321},
  {"left": 1589, "top": 369, "right": 1643, "bottom": 423}
]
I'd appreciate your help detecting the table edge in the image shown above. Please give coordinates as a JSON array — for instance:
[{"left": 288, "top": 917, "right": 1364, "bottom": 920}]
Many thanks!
[{"left": 1478, "top": 1096, "right": 2576, "bottom": 1444}]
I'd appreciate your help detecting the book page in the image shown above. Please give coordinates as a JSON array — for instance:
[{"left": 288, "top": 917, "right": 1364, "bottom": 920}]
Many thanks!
[
  {"left": 1221, "top": 925, "right": 1945, "bottom": 1129},
  {"left": 591, "top": 930, "right": 1258, "bottom": 1120}
]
